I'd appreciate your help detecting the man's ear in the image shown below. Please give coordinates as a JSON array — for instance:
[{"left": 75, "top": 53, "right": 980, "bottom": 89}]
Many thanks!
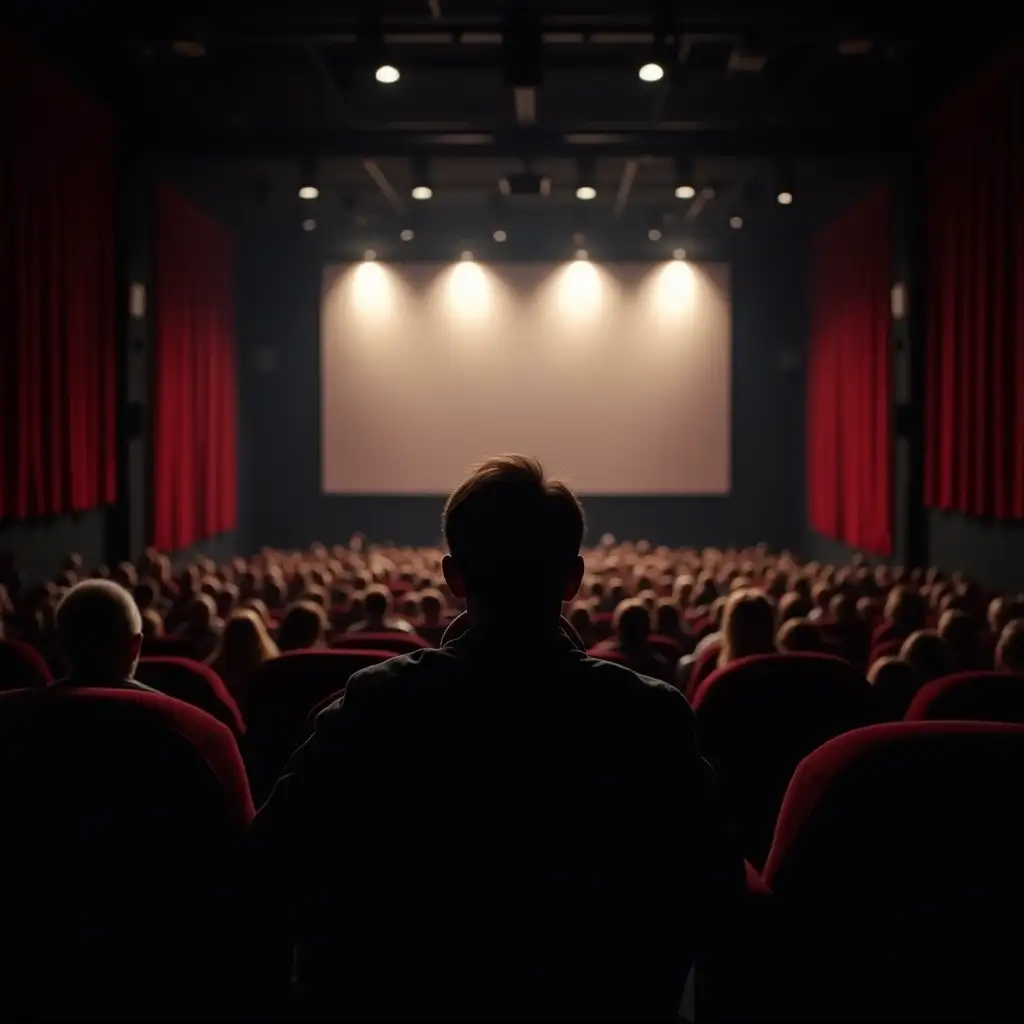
[
  {"left": 441, "top": 555, "right": 468, "bottom": 600},
  {"left": 562, "top": 555, "right": 586, "bottom": 602}
]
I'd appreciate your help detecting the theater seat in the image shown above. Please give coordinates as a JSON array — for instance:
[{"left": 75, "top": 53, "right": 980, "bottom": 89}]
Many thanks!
[
  {"left": 905, "top": 670, "right": 1024, "bottom": 724},
  {"left": 0, "top": 686, "right": 253, "bottom": 1017},
  {"left": 685, "top": 642, "right": 721, "bottom": 700},
  {"left": 692, "top": 652, "right": 873, "bottom": 867},
  {"left": 245, "top": 648, "right": 394, "bottom": 803},
  {"left": 762, "top": 721, "right": 1024, "bottom": 1020},
  {"left": 0, "top": 639, "right": 52, "bottom": 691},
  {"left": 136, "top": 656, "right": 245, "bottom": 736},
  {"left": 331, "top": 631, "right": 429, "bottom": 656}
]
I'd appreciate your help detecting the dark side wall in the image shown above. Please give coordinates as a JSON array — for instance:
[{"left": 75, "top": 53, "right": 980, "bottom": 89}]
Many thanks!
[{"left": 237, "top": 229, "right": 808, "bottom": 553}]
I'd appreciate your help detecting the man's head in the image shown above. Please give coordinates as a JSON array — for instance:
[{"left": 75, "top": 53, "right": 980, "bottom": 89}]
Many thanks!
[
  {"left": 996, "top": 619, "right": 1024, "bottom": 673},
  {"left": 442, "top": 454, "right": 585, "bottom": 619},
  {"left": 56, "top": 580, "right": 144, "bottom": 680}
]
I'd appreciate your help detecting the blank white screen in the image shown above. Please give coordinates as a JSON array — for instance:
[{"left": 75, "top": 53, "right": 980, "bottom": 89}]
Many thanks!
[{"left": 321, "top": 261, "right": 731, "bottom": 494}]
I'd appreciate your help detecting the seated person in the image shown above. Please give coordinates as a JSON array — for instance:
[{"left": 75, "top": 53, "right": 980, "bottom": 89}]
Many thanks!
[
  {"left": 899, "top": 629, "right": 953, "bottom": 684},
  {"left": 346, "top": 584, "right": 415, "bottom": 634},
  {"left": 718, "top": 588, "right": 777, "bottom": 670},
  {"left": 777, "top": 617, "right": 822, "bottom": 653},
  {"left": 249, "top": 454, "right": 744, "bottom": 1018},
  {"left": 54, "top": 581, "right": 157, "bottom": 693},
  {"left": 174, "top": 593, "right": 224, "bottom": 661},
  {"left": 416, "top": 588, "right": 448, "bottom": 645},
  {"left": 276, "top": 601, "right": 329, "bottom": 652},
  {"left": 996, "top": 620, "right": 1024, "bottom": 674},
  {"left": 594, "top": 599, "right": 672, "bottom": 682}
]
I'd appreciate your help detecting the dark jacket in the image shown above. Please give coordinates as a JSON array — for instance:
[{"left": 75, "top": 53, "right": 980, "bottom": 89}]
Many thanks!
[{"left": 250, "top": 624, "right": 744, "bottom": 1018}]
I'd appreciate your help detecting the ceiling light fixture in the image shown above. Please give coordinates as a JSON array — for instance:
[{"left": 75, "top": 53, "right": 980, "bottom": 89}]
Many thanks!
[
  {"left": 460, "top": 250, "right": 474, "bottom": 261},
  {"left": 777, "top": 190, "right": 794, "bottom": 205},
  {"left": 672, "top": 248, "right": 687, "bottom": 260},
  {"left": 729, "top": 215, "right": 744, "bottom": 229},
  {"left": 363, "top": 249, "right": 377, "bottom": 261},
  {"left": 674, "top": 184, "right": 696, "bottom": 200},
  {"left": 301, "top": 218, "right": 316, "bottom": 232},
  {"left": 493, "top": 229, "right": 508, "bottom": 242},
  {"left": 648, "top": 228, "right": 662, "bottom": 241},
  {"left": 400, "top": 228, "right": 415, "bottom": 241},
  {"left": 575, "top": 185, "right": 597, "bottom": 201},
  {"left": 375, "top": 63, "right": 400, "bottom": 84},
  {"left": 298, "top": 185, "right": 319, "bottom": 200},
  {"left": 575, "top": 248, "right": 589, "bottom": 260},
  {"left": 638, "top": 62, "right": 664, "bottom": 82},
  {"left": 411, "top": 184, "right": 433, "bottom": 201}
]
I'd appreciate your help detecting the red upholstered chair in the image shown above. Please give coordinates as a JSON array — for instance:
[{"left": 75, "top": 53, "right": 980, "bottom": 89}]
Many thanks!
[
  {"left": 905, "top": 670, "right": 1024, "bottom": 724},
  {"left": 692, "top": 652, "right": 873, "bottom": 867},
  {"left": 245, "top": 648, "right": 394, "bottom": 803},
  {"left": 0, "top": 686, "right": 253, "bottom": 1017},
  {"left": 136, "top": 656, "right": 245, "bottom": 736},
  {"left": 330, "top": 631, "right": 429, "bottom": 656},
  {"left": 868, "top": 636, "right": 902, "bottom": 666},
  {"left": 684, "top": 642, "right": 721, "bottom": 700},
  {"left": 647, "top": 632, "right": 685, "bottom": 662},
  {"left": 761, "top": 722, "right": 1024, "bottom": 1020},
  {"left": 0, "top": 639, "right": 52, "bottom": 691}
]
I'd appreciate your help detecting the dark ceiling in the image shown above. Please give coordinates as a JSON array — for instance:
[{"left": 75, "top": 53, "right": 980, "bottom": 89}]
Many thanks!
[{"left": 6, "top": 3, "right": 1014, "bottom": 249}]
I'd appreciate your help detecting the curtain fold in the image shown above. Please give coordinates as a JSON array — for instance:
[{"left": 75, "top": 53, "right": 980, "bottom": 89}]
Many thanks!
[
  {"left": 806, "top": 186, "right": 892, "bottom": 556},
  {"left": 924, "top": 48, "right": 1024, "bottom": 520},
  {"left": 0, "top": 35, "right": 117, "bottom": 520},
  {"left": 152, "top": 186, "right": 237, "bottom": 551}
]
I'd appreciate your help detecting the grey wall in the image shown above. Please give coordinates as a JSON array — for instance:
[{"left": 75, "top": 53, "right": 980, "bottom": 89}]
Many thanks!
[{"left": 237, "top": 229, "right": 809, "bottom": 553}]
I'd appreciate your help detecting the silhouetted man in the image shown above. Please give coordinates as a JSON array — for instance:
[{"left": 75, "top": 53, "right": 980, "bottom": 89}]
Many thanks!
[{"left": 251, "top": 455, "right": 744, "bottom": 1018}]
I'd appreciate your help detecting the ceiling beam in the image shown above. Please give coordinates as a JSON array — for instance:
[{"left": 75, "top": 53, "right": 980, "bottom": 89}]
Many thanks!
[
  {"left": 613, "top": 159, "right": 639, "bottom": 216},
  {"left": 135, "top": 124, "right": 904, "bottom": 160},
  {"left": 363, "top": 160, "right": 407, "bottom": 212}
]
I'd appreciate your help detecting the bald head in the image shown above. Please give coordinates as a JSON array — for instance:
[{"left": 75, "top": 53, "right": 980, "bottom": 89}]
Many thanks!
[{"left": 56, "top": 580, "right": 144, "bottom": 679}]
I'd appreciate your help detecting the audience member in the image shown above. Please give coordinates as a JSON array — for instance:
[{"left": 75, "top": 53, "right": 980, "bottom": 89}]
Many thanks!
[
  {"left": 175, "top": 594, "right": 224, "bottom": 661},
  {"left": 868, "top": 655, "right": 921, "bottom": 720},
  {"left": 996, "top": 620, "right": 1024, "bottom": 674},
  {"left": 899, "top": 629, "right": 953, "bottom": 684},
  {"left": 140, "top": 609, "right": 164, "bottom": 640},
  {"left": 209, "top": 609, "right": 278, "bottom": 712},
  {"left": 54, "top": 581, "right": 154, "bottom": 693},
  {"left": 594, "top": 598, "right": 671, "bottom": 681},
  {"left": 719, "top": 589, "right": 777, "bottom": 668},
  {"left": 276, "top": 601, "right": 329, "bottom": 652},
  {"left": 777, "top": 617, "right": 821, "bottom": 653},
  {"left": 249, "top": 455, "right": 744, "bottom": 1017},
  {"left": 347, "top": 583, "right": 415, "bottom": 634}
]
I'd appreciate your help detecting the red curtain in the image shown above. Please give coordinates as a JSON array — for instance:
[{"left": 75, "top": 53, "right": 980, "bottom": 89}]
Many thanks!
[
  {"left": 806, "top": 186, "right": 893, "bottom": 556},
  {"left": 0, "top": 35, "right": 117, "bottom": 519},
  {"left": 924, "top": 48, "right": 1024, "bottom": 520},
  {"left": 152, "top": 186, "right": 237, "bottom": 551}
]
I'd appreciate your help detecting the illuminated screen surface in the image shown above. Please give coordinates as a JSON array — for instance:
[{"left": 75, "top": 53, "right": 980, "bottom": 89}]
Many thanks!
[{"left": 321, "top": 260, "right": 731, "bottom": 494}]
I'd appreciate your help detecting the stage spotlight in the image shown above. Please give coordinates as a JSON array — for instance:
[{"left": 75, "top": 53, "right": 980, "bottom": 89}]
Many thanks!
[
  {"left": 460, "top": 250, "right": 474, "bottom": 261},
  {"left": 363, "top": 249, "right": 377, "bottom": 261},
  {"left": 638, "top": 61, "right": 664, "bottom": 82},
  {"left": 648, "top": 228, "right": 662, "bottom": 241},
  {"left": 729, "top": 215, "right": 744, "bottom": 229},
  {"left": 301, "top": 218, "right": 316, "bottom": 232},
  {"left": 298, "top": 185, "right": 319, "bottom": 200},
  {"left": 411, "top": 185, "right": 433, "bottom": 201},
  {"left": 574, "top": 248, "right": 589, "bottom": 261},
  {"left": 777, "top": 190, "right": 794, "bottom": 205},
  {"left": 672, "top": 247, "right": 687, "bottom": 260},
  {"left": 674, "top": 184, "right": 696, "bottom": 200},
  {"left": 575, "top": 185, "right": 596, "bottom": 201},
  {"left": 375, "top": 63, "right": 400, "bottom": 84},
  {"left": 400, "top": 228, "right": 415, "bottom": 242},
  {"left": 493, "top": 229, "right": 508, "bottom": 242}
]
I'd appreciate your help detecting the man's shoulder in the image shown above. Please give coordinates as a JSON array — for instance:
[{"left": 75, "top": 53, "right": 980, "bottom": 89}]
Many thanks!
[
  {"left": 579, "top": 653, "right": 694, "bottom": 716},
  {"left": 335, "top": 645, "right": 457, "bottom": 699}
]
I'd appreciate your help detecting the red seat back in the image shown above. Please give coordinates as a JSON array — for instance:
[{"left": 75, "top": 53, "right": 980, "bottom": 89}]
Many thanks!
[
  {"left": 245, "top": 649, "right": 393, "bottom": 803},
  {"left": 693, "top": 652, "right": 873, "bottom": 867},
  {"left": 331, "top": 631, "right": 429, "bottom": 656},
  {"left": 136, "top": 656, "right": 245, "bottom": 736},
  {"left": 763, "top": 721, "right": 1024, "bottom": 1019},
  {"left": 905, "top": 670, "right": 1024, "bottom": 724},
  {"left": 0, "top": 686, "right": 252, "bottom": 1015},
  {"left": 0, "top": 639, "right": 52, "bottom": 691}
]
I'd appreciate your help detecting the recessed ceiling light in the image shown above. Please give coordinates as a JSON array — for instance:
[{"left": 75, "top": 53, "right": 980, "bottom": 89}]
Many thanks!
[
  {"left": 460, "top": 250, "right": 474, "bottom": 261},
  {"left": 575, "top": 185, "right": 597, "bottom": 201},
  {"left": 729, "top": 215, "right": 744, "bottom": 229},
  {"left": 638, "top": 62, "right": 664, "bottom": 82},
  {"left": 301, "top": 218, "right": 316, "bottom": 232},
  {"left": 777, "top": 191, "right": 794, "bottom": 205},
  {"left": 375, "top": 64, "right": 400, "bottom": 84},
  {"left": 363, "top": 249, "right": 377, "bottom": 261},
  {"left": 648, "top": 228, "right": 662, "bottom": 241},
  {"left": 400, "top": 228, "right": 415, "bottom": 241},
  {"left": 575, "top": 249, "right": 589, "bottom": 260},
  {"left": 674, "top": 185, "right": 696, "bottom": 200},
  {"left": 411, "top": 185, "right": 433, "bottom": 201},
  {"left": 672, "top": 248, "right": 687, "bottom": 260},
  {"left": 493, "top": 229, "right": 507, "bottom": 242},
  {"left": 298, "top": 185, "right": 319, "bottom": 200}
]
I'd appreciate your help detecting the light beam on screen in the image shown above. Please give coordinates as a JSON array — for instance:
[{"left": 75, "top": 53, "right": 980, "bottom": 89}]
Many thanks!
[
  {"left": 435, "top": 260, "right": 498, "bottom": 325},
  {"left": 536, "top": 258, "right": 617, "bottom": 332},
  {"left": 345, "top": 260, "right": 400, "bottom": 325},
  {"left": 638, "top": 260, "right": 698, "bottom": 325}
]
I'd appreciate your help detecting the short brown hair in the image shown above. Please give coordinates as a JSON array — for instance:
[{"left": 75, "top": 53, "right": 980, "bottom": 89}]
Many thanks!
[{"left": 442, "top": 454, "right": 584, "bottom": 601}]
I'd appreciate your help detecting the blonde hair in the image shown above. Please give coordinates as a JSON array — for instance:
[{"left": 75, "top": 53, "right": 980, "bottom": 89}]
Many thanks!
[
  {"left": 719, "top": 588, "right": 777, "bottom": 667},
  {"left": 209, "top": 609, "right": 278, "bottom": 697}
]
